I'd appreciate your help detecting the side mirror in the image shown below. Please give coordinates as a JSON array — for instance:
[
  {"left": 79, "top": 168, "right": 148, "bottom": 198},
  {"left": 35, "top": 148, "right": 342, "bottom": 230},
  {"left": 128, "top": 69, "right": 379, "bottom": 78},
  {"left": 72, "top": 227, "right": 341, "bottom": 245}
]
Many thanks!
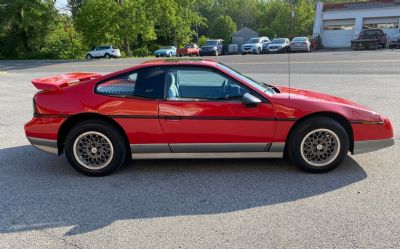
[{"left": 242, "top": 93, "right": 261, "bottom": 107}]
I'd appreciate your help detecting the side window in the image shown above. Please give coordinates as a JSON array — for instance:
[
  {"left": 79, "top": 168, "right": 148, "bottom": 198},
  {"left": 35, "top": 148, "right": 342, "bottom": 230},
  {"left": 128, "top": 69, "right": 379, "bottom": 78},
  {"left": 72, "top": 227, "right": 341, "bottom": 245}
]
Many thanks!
[
  {"left": 166, "top": 67, "right": 249, "bottom": 101},
  {"left": 96, "top": 67, "right": 165, "bottom": 99}
]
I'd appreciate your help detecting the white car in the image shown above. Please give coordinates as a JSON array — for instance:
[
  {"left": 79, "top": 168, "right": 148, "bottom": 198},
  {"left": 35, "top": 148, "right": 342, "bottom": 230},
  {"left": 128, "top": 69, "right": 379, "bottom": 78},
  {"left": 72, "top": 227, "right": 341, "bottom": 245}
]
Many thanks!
[
  {"left": 290, "top": 37, "right": 312, "bottom": 52},
  {"left": 86, "top": 45, "right": 121, "bottom": 59},
  {"left": 241, "top": 37, "right": 270, "bottom": 54}
]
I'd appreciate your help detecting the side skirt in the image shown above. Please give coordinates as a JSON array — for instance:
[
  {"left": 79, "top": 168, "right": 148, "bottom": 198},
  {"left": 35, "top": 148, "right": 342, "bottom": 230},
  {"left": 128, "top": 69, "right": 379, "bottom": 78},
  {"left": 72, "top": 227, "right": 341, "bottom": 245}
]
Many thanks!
[{"left": 132, "top": 152, "right": 283, "bottom": 160}]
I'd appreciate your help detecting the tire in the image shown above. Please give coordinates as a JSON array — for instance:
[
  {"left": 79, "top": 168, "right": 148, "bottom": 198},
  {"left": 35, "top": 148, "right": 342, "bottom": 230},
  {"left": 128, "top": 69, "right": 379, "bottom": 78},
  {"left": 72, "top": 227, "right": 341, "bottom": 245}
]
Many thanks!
[
  {"left": 287, "top": 117, "right": 349, "bottom": 173},
  {"left": 105, "top": 53, "right": 111, "bottom": 59},
  {"left": 65, "top": 120, "right": 127, "bottom": 176},
  {"left": 86, "top": 54, "right": 92, "bottom": 60}
]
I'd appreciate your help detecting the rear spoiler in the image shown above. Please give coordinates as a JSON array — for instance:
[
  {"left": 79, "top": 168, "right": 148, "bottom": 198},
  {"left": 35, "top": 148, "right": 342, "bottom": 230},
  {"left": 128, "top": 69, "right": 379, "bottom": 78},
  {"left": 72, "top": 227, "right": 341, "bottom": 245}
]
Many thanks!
[{"left": 31, "top": 72, "right": 102, "bottom": 91}]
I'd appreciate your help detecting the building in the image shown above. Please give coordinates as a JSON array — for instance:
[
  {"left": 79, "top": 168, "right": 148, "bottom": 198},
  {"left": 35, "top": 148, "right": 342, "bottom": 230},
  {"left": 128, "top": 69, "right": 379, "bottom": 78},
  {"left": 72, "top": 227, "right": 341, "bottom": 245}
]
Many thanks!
[
  {"left": 232, "top": 27, "right": 259, "bottom": 49},
  {"left": 313, "top": 0, "right": 400, "bottom": 48}
]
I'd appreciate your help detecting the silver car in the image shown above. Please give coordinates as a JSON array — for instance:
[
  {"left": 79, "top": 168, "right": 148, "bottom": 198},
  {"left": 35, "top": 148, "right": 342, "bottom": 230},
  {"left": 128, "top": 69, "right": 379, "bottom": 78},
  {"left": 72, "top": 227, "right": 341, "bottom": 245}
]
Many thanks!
[
  {"left": 290, "top": 37, "right": 311, "bottom": 52},
  {"left": 264, "top": 38, "right": 290, "bottom": 53}
]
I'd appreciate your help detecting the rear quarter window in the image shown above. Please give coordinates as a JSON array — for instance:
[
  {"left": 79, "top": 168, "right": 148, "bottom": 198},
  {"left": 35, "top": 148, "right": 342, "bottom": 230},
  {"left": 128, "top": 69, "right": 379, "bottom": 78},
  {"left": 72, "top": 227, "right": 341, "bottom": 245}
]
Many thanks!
[{"left": 96, "top": 67, "right": 165, "bottom": 99}]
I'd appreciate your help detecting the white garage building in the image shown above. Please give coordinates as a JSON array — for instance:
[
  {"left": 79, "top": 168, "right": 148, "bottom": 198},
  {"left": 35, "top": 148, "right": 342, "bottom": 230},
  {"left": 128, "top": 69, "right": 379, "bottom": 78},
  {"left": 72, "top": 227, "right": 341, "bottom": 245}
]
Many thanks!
[{"left": 313, "top": 0, "right": 400, "bottom": 48}]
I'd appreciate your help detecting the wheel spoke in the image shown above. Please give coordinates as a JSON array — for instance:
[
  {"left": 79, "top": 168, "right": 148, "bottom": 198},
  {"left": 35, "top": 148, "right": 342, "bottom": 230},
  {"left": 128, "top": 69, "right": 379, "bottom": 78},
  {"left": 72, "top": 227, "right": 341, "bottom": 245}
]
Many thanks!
[{"left": 300, "top": 128, "right": 341, "bottom": 167}]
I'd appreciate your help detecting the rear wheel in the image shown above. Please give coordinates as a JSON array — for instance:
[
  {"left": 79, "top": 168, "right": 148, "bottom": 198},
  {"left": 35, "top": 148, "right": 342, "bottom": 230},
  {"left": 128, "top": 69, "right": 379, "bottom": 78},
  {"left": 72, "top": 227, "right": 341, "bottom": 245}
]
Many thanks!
[
  {"left": 65, "top": 120, "right": 127, "bottom": 176},
  {"left": 86, "top": 54, "right": 92, "bottom": 60},
  {"left": 287, "top": 117, "right": 349, "bottom": 173}
]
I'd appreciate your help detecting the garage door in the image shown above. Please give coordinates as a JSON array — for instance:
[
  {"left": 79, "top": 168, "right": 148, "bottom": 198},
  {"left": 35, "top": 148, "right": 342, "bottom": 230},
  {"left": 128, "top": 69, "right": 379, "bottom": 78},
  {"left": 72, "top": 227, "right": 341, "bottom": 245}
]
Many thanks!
[
  {"left": 322, "top": 19, "right": 355, "bottom": 48},
  {"left": 363, "top": 17, "right": 399, "bottom": 40}
]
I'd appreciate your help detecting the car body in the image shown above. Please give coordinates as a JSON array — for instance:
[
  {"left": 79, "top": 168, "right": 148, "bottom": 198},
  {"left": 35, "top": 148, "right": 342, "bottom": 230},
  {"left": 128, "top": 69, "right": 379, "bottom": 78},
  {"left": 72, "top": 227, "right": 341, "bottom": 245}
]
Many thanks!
[
  {"left": 241, "top": 37, "right": 271, "bottom": 54},
  {"left": 263, "top": 38, "right": 290, "bottom": 53},
  {"left": 86, "top": 45, "right": 121, "bottom": 59},
  {"left": 200, "top": 40, "right": 225, "bottom": 56},
  {"left": 389, "top": 34, "right": 400, "bottom": 49},
  {"left": 177, "top": 44, "right": 200, "bottom": 57},
  {"left": 25, "top": 59, "right": 395, "bottom": 176},
  {"left": 290, "top": 37, "right": 311, "bottom": 52},
  {"left": 154, "top": 46, "right": 177, "bottom": 57}
]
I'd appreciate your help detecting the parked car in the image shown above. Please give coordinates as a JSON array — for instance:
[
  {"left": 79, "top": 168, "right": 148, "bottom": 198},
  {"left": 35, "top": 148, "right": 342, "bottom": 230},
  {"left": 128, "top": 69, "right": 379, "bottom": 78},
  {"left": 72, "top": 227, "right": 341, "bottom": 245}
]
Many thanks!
[
  {"left": 86, "top": 45, "right": 121, "bottom": 59},
  {"left": 263, "top": 38, "right": 290, "bottom": 53},
  {"left": 241, "top": 37, "right": 270, "bottom": 54},
  {"left": 351, "top": 29, "right": 387, "bottom": 50},
  {"left": 290, "top": 37, "right": 312, "bottom": 52},
  {"left": 177, "top": 44, "right": 200, "bottom": 57},
  {"left": 389, "top": 35, "right": 400, "bottom": 49},
  {"left": 154, "top": 46, "right": 177, "bottom": 57},
  {"left": 25, "top": 59, "right": 394, "bottom": 176},
  {"left": 200, "top": 39, "right": 225, "bottom": 56}
]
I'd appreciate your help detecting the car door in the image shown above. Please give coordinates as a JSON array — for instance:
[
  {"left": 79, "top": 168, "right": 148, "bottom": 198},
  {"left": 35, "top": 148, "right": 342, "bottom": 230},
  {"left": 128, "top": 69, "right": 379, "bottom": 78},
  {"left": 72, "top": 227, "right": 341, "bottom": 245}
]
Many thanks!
[{"left": 158, "top": 66, "right": 276, "bottom": 153}]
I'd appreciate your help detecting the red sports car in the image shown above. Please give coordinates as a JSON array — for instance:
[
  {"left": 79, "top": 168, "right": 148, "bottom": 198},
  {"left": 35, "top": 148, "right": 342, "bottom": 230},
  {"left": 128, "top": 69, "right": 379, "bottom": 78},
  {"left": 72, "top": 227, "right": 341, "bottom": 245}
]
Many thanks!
[{"left": 25, "top": 59, "right": 394, "bottom": 176}]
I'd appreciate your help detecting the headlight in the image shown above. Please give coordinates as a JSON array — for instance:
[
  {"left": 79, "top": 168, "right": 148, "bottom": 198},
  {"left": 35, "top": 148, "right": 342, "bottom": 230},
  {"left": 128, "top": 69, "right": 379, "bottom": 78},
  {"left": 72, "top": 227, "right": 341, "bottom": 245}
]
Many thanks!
[{"left": 213, "top": 46, "right": 217, "bottom": 50}]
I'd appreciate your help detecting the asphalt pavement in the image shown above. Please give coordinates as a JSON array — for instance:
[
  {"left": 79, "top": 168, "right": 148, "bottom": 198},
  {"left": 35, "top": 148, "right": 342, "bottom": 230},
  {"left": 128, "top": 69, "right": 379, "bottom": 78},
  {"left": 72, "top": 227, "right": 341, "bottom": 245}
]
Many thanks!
[{"left": 0, "top": 50, "right": 399, "bottom": 248}]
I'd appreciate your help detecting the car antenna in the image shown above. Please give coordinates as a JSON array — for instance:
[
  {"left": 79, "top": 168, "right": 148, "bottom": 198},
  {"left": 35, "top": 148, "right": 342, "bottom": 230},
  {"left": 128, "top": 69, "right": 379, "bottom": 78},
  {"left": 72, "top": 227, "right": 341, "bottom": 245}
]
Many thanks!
[{"left": 288, "top": 3, "right": 295, "bottom": 99}]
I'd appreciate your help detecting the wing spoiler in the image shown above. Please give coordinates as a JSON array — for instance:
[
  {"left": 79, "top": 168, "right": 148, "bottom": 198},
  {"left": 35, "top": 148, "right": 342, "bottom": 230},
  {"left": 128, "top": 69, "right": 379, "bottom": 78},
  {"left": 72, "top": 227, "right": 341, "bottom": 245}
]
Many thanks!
[{"left": 31, "top": 72, "right": 102, "bottom": 91}]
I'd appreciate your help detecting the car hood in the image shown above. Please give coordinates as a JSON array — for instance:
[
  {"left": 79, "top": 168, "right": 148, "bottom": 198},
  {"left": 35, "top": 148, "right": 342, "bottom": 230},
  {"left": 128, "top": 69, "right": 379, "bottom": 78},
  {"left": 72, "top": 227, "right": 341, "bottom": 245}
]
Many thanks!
[
  {"left": 242, "top": 43, "right": 258, "bottom": 46},
  {"left": 201, "top": 46, "right": 217, "bottom": 49},
  {"left": 276, "top": 86, "right": 369, "bottom": 110},
  {"left": 155, "top": 49, "right": 171, "bottom": 53},
  {"left": 268, "top": 43, "right": 284, "bottom": 47}
]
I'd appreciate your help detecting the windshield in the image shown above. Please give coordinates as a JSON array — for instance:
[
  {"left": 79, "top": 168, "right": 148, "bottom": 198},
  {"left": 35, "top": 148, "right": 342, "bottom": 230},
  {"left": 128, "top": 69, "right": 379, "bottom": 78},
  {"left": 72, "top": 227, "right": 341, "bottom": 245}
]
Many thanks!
[
  {"left": 205, "top": 40, "right": 218, "bottom": 46},
  {"left": 271, "top": 39, "right": 286, "bottom": 44},
  {"left": 247, "top": 38, "right": 260, "bottom": 43},
  {"left": 161, "top": 46, "right": 173, "bottom": 49},
  {"left": 292, "top": 37, "right": 307, "bottom": 42},
  {"left": 216, "top": 63, "right": 275, "bottom": 96}
]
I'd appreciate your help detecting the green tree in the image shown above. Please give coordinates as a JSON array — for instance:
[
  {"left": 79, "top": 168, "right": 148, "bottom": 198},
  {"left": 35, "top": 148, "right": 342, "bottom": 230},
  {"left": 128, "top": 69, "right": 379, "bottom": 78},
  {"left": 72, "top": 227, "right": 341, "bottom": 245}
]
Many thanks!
[
  {"left": 210, "top": 15, "right": 237, "bottom": 43},
  {"left": 41, "top": 15, "right": 85, "bottom": 59},
  {"left": 0, "top": 0, "right": 57, "bottom": 58}
]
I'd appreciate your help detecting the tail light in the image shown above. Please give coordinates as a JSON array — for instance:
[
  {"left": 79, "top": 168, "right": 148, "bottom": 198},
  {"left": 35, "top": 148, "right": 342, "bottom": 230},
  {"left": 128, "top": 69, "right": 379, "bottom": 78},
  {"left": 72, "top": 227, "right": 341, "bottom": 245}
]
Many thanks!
[{"left": 33, "top": 97, "right": 38, "bottom": 115}]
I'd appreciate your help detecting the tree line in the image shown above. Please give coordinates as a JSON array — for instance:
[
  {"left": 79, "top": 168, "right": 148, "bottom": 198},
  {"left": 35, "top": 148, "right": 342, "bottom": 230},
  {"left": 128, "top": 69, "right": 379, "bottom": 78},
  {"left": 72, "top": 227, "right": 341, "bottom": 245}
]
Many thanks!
[{"left": 0, "top": 0, "right": 344, "bottom": 59}]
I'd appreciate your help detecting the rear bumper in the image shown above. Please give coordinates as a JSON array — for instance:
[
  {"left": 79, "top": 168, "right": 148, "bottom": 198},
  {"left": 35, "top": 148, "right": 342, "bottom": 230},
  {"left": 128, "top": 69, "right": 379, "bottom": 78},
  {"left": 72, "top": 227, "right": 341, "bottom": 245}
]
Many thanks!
[
  {"left": 353, "top": 138, "right": 395, "bottom": 154},
  {"left": 27, "top": 136, "right": 58, "bottom": 155}
]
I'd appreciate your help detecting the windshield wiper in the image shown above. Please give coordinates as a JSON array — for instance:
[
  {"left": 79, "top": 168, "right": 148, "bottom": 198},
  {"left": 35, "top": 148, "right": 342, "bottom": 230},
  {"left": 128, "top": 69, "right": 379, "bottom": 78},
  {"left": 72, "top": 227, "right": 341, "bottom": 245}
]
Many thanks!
[{"left": 259, "top": 82, "right": 276, "bottom": 93}]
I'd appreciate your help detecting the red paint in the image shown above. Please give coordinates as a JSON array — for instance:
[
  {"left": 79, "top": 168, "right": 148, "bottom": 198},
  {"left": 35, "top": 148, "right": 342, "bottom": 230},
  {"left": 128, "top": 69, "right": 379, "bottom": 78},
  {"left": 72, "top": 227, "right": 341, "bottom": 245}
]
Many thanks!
[{"left": 25, "top": 59, "right": 394, "bottom": 150}]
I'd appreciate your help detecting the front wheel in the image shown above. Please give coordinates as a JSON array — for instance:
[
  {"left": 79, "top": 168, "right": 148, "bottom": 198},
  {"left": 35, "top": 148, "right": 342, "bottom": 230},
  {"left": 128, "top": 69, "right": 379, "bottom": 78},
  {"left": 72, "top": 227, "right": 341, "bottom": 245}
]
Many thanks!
[
  {"left": 105, "top": 53, "right": 111, "bottom": 59},
  {"left": 65, "top": 120, "right": 127, "bottom": 176},
  {"left": 86, "top": 54, "right": 93, "bottom": 60},
  {"left": 287, "top": 117, "right": 349, "bottom": 173}
]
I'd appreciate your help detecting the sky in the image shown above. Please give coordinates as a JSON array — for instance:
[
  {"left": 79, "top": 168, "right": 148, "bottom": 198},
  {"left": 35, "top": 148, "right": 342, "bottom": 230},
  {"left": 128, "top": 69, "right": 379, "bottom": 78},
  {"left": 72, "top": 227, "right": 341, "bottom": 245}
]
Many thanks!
[{"left": 55, "top": 0, "right": 68, "bottom": 10}]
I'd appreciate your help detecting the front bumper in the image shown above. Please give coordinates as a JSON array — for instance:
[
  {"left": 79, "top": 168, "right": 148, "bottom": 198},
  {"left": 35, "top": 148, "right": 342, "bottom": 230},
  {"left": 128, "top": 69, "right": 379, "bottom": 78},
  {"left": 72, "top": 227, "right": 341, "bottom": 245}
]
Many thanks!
[
  {"left": 353, "top": 138, "right": 395, "bottom": 154},
  {"left": 200, "top": 50, "right": 217, "bottom": 55}
]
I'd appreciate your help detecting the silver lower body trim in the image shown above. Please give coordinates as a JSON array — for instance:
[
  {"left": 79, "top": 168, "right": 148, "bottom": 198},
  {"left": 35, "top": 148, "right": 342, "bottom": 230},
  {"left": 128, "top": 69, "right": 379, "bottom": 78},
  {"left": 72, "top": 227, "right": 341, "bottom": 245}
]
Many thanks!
[
  {"left": 130, "top": 142, "right": 285, "bottom": 159},
  {"left": 132, "top": 152, "right": 283, "bottom": 159},
  {"left": 170, "top": 143, "right": 269, "bottom": 153},
  {"left": 353, "top": 138, "right": 395, "bottom": 154},
  {"left": 27, "top": 136, "right": 58, "bottom": 155}
]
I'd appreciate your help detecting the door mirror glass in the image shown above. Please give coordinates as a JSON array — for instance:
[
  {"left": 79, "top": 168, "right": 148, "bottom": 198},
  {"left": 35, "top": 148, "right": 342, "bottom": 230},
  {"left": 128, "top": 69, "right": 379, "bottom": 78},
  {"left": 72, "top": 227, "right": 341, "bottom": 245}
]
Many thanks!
[{"left": 242, "top": 93, "right": 261, "bottom": 107}]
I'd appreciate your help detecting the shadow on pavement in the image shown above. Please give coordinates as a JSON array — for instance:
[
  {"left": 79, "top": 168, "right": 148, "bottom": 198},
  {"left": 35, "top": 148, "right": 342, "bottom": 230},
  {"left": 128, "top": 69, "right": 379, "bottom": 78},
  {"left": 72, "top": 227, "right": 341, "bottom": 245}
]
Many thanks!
[{"left": 0, "top": 145, "right": 367, "bottom": 235}]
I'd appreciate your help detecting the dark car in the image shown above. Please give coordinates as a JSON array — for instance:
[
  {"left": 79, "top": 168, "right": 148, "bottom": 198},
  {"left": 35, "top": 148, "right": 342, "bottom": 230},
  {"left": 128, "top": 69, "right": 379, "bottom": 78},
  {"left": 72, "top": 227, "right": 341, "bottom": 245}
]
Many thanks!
[
  {"left": 351, "top": 29, "right": 387, "bottom": 50},
  {"left": 263, "top": 38, "right": 290, "bottom": 53},
  {"left": 200, "top": 39, "right": 225, "bottom": 56}
]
